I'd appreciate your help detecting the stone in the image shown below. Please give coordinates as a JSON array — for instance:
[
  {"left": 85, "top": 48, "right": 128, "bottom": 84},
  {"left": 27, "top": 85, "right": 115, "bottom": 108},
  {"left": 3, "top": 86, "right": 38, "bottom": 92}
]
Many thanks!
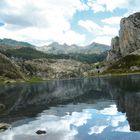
[
  {"left": 130, "top": 66, "right": 140, "bottom": 71},
  {"left": 119, "top": 12, "right": 140, "bottom": 56},
  {"left": 107, "top": 12, "right": 140, "bottom": 61},
  {"left": 0, "top": 123, "right": 11, "bottom": 132},
  {"left": 36, "top": 130, "right": 47, "bottom": 135},
  {"left": 0, "top": 104, "right": 5, "bottom": 111},
  {"left": 107, "top": 36, "right": 121, "bottom": 61}
]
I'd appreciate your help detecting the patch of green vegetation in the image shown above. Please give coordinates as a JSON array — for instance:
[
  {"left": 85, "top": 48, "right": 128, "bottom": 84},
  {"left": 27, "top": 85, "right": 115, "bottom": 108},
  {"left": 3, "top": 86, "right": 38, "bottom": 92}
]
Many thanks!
[
  {"left": 104, "top": 55, "right": 140, "bottom": 74},
  {"left": 110, "top": 55, "right": 140, "bottom": 69},
  {"left": 0, "top": 47, "right": 47, "bottom": 60},
  {"left": 0, "top": 47, "right": 107, "bottom": 64},
  {"left": 26, "top": 77, "right": 45, "bottom": 83}
]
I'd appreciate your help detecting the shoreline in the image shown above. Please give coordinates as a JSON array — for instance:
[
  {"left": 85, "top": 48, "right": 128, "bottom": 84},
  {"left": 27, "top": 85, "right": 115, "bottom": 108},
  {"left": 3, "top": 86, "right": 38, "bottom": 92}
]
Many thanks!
[{"left": 0, "top": 71, "right": 140, "bottom": 85}]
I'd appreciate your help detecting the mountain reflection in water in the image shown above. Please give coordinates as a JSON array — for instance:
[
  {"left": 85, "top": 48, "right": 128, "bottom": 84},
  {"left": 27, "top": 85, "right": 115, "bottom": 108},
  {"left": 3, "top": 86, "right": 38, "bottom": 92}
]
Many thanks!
[{"left": 0, "top": 75, "right": 140, "bottom": 140}]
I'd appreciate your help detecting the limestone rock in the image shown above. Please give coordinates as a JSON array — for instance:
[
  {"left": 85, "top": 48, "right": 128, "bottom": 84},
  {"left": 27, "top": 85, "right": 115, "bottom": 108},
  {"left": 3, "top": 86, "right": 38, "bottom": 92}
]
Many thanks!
[
  {"left": 107, "top": 12, "right": 140, "bottom": 61},
  {"left": 119, "top": 12, "right": 140, "bottom": 56},
  {"left": 107, "top": 36, "right": 121, "bottom": 61}
]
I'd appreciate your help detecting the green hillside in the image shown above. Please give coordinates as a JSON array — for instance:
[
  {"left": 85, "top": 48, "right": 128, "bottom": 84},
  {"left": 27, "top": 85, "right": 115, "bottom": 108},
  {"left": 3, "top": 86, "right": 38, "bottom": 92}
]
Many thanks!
[
  {"left": 0, "top": 53, "right": 24, "bottom": 80},
  {"left": 106, "top": 55, "right": 140, "bottom": 73},
  {"left": 0, "top": 47, "right": 107, "bottom": 63}
]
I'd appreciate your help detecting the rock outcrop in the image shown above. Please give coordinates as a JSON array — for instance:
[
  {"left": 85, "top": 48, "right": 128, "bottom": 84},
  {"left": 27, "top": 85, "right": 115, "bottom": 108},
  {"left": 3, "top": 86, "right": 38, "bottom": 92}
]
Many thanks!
[
  {"left": 0, "top": 123, "right": 11, "bottom": 132},
  {"left": 107, "top": 12, "right": 140, "bottom": 61},
  {"left": 107, "top": 36, "right": 121, "bottom": 61},
  {"left": 0, "top": 53, "right": 24, "bottom": 80}
]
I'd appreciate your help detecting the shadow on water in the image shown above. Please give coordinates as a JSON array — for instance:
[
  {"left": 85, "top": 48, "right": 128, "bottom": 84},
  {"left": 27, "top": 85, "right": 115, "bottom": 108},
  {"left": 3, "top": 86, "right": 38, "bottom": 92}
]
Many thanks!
[{"left": 0, "top": 75, "right": 140, "bottom": 132}]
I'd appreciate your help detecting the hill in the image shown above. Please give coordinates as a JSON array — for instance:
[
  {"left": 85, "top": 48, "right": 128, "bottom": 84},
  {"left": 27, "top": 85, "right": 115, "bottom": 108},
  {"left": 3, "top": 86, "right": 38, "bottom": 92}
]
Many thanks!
[
  {"left": 0, "top": 38, "right": 35, "bottom": 50},
  {"left": 0, "top": 47, "right": 47, "bottom": 60},
  {"left": 0, "top": 47, "right": 107, "bottom": 63},
  {"left": 0, "top": 53, "right": 24, "bottom": 81}
]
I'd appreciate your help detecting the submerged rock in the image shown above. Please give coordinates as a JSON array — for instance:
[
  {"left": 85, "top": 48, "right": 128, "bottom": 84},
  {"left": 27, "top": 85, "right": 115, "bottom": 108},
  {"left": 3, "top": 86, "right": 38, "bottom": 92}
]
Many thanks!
[
  {"left": 36, "top": 130, "right": 47, "bottom": 135},
  {"left": 0, "top": 123, "right": 11, "bottom": 132},
  {"left": 0, "top": 104, "right": 5, "bottom": 110}
]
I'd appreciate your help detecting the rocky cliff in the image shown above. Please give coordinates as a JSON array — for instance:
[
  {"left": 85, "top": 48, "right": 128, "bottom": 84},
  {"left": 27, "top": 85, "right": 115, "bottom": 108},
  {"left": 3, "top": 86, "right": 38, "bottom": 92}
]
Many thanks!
[{"left": 107, "top": 12, "right": 140, "bottom": 61}]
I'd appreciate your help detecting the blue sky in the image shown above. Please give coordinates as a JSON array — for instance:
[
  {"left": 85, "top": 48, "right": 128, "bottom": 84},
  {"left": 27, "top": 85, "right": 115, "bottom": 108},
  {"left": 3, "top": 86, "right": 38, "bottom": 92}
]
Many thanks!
[{"left": 0, "top": 0, "right": 139, "bottom": 46}]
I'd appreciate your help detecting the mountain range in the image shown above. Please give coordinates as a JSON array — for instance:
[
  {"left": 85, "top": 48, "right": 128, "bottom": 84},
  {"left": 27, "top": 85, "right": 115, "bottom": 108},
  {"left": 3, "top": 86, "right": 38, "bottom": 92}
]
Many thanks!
[{"left": 37, "top": 42, "right": 110, "bottom": 54}]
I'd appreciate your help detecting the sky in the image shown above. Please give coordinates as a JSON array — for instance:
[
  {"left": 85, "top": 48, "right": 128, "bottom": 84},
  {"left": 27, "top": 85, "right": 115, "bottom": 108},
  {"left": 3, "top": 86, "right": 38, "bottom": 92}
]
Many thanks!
[{"left": 0, "top": 0, "right": 139, "bottom": 46}]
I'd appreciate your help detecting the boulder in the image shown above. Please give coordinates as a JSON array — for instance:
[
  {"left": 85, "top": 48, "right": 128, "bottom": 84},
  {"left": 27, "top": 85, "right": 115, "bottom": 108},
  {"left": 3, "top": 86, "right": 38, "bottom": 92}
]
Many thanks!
[
  {"left": 0, "top": 123, "right": 11, "bottom": 132},
  {"left": 0, "top": 104, "right": 5, "bottom": 111},
  {"left": 36, "top": 130, "right": 47, "bottom": 135}
]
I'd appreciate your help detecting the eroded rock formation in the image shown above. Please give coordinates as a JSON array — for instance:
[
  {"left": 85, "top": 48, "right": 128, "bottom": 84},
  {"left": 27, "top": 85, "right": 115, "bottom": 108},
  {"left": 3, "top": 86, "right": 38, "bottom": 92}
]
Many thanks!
[{"left": 107, "top": 12, "right": 140, "bottom": 61}]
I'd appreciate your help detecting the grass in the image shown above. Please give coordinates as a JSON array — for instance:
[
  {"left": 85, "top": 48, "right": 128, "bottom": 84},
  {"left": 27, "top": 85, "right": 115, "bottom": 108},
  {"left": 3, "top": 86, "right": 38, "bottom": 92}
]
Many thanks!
[
  {"left": 25, "top": 77, "right": 45, "bottom": 83},
  {"left": 0, "top": 76, "right": 46, "bottom": 85},
  {"left": 109, "top": 55, "right": 140, "bottom": 69}
]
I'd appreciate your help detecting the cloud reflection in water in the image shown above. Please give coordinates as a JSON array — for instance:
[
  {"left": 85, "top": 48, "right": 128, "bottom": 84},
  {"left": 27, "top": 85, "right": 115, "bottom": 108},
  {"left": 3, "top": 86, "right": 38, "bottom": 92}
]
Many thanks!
[{"left": 0, "top": 104, "right": 132, "bottom": 140}]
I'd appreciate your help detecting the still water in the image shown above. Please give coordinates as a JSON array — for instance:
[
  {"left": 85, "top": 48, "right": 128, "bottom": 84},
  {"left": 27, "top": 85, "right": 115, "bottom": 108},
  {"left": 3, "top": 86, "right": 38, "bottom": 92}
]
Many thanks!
[{"left": 0, "top": 75, "right": 140, "bottom": 140}]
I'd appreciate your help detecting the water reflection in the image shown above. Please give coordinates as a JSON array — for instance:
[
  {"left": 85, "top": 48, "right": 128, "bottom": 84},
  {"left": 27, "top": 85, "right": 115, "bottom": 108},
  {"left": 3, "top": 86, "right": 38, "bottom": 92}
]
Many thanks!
[{"left": 0, "top": 75, "right": 140, "bottom": 139}]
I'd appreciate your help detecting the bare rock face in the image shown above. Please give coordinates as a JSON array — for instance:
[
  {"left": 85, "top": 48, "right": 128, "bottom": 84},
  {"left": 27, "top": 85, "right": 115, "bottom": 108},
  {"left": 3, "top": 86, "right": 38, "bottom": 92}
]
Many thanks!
[
  {"left": 119, "top": 12, "right": 140, "bottom": 56},
  {"left": 107, "top": 36, "right": 121, "bottom": 61},
  {"left": 107, "top": 12, "right": 140, "bottom": 61}
]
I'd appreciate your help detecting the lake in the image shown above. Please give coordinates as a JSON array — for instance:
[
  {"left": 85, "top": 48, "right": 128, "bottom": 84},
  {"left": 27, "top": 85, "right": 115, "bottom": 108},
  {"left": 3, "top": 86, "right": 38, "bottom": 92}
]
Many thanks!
[{"left": 0, "top": 75, "right": 140, "bottom": 140}]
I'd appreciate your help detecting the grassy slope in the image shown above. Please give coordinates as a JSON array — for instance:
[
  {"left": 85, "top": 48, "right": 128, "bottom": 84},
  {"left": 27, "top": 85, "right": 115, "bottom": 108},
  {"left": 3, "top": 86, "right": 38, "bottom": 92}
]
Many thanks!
[
  {"left": 105, "top": 55, "right": 140, "bottom": 73},
  {"left": 0, "top": 47, "right": 107, "bottom": 63},
  {"left": 0, "top": 53, "right": 24, "bottom": 80}
]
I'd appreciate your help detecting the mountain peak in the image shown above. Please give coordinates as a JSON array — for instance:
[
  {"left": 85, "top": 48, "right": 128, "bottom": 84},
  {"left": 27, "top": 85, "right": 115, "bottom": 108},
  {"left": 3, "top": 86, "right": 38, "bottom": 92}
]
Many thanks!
[{"left": 38, "top": 41, "right": 110, "bottom": 54}]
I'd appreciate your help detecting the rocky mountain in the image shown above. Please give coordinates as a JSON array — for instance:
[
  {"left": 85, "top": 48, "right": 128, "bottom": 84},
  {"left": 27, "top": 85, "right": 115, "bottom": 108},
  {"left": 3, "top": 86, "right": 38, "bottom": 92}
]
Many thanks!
[
  {"left": 0, "top": 51, "right": 93, "bottom": 82},
  {"left": 107, "top": 12, "right": 140, "bottom": 61},
  {"left": 18, "top": 58, "right": 92, "bottom": 79},
  {"left": 0, "top": 38, "right": 35, "bottom": 50},
  {"left": 105, "top": 12, "right": 140, "bottom": 73},
  {"left": 37, "top": 42, "right": 110, "bottom": 54}
]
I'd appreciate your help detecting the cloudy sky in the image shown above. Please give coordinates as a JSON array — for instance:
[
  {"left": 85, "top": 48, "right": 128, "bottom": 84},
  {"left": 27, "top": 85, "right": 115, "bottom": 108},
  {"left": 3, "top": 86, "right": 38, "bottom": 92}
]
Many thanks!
[{"left": 0, "top": 0, "right": 139, "bottom": 46}]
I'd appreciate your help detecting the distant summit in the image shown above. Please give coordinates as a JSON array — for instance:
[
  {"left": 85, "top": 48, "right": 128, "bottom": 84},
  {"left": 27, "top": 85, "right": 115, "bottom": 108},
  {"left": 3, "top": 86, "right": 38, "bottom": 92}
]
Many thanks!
[{"left": 37, "top": 42, "right": 110, "bottom": 54}]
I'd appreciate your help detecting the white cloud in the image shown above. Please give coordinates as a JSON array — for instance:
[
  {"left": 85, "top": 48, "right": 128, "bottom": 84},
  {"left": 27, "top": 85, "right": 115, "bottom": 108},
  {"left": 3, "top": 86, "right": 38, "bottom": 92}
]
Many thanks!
[
  {"left": 87, "top": 0, "right": 105, "bottom": 13},
  {"left": 88, "top": 125, "right": 107, "bottom": 135},
  {"left": 100, "top": 105, "right": 118, "bottom": 115},
  {"left": 87, "top": 0, "right": 129, "bottom": 12},
  {"left": 78, "top": 20, "right": 119, "bottom": 45},
  {"left": 93, "top": 36, "right": 112, "bottom": 45},
  {"left": 0, "top": 108, "right": 91, "bottom": 140},
  {"left": 87, "top": 0, "right": 140, "bottom": 14},
  {"left": 79, "top": 20, "right": 118, "bottom": 35},
  {"left": 78, "top": 20, "right": 101, "bottom": 33},
  {"left": 114, "top": 125, "right": 130, "bottom": 133},
  {"left": 111, "top": 116, "right": 126, "bottom": 127},
  {"left": 0, "top": 0, "right": 87, "bottom": 45},
  {"left": 102, "top": 16, "right": 122, "bottom": 25}
]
